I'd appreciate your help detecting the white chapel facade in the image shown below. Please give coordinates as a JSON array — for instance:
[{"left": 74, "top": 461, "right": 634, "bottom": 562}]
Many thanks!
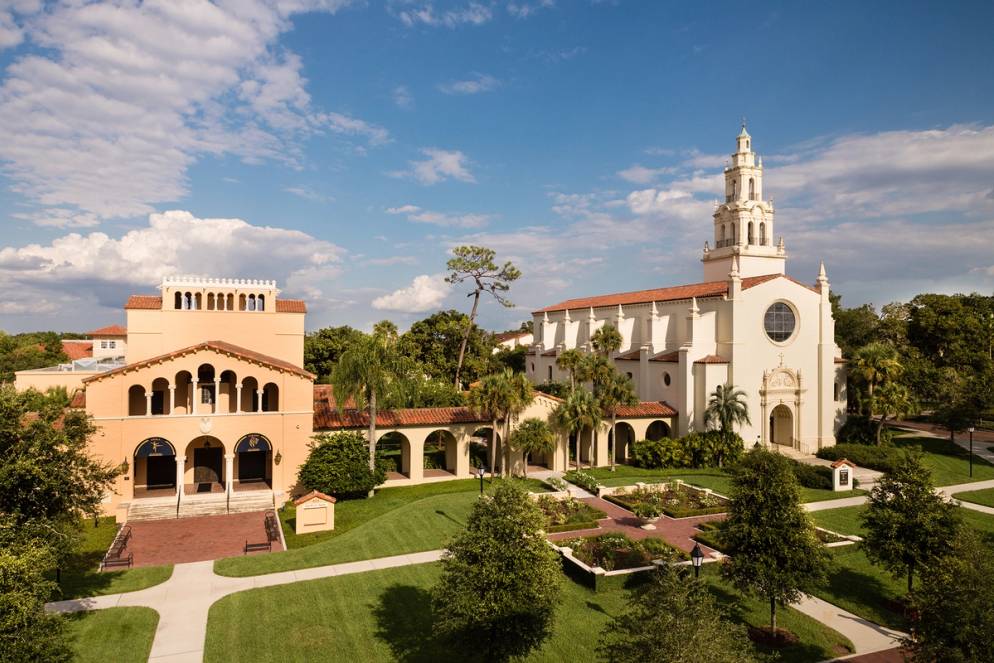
[{"left": 526, "top": 127, "right": 847, "bottom": 453}]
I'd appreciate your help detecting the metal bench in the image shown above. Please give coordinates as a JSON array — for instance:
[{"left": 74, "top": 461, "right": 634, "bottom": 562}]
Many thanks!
[
  {"left": 244, "top": 539, "right": 272, "bottom": 554},
  {"left": 102, "top": 552, "right": 133, "bottom": 569},
  {"left": 101, "top": 525, "right": 133, "bottom": 570},
  {"left": 264, "top": 510, "right": 279, "bottom": 542}
]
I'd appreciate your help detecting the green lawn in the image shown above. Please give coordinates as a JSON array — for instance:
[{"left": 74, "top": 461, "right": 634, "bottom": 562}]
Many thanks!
[
  {"left": 55, "top": 517, "right": 173, "bottom": 600},
  {"left": 66, "top": 607, "right": 159, "bottom": 663},
  {"left": 206, "top": 563, "right": 851, "bottom": 663},
  {"left": 809, "top": 506, "right": 867, "bottom": 537},
  {"left": 584, "top": 466, "right": 862, "bottom": 503},
  {"left": 216, "top": 478, "right": 543, "bottom": 577},
  {"left": 893, "top": 435, "right": 994, "bottom": 486},
  {"left": 953, "top": 487, "right": 994, "bottom": 509}
]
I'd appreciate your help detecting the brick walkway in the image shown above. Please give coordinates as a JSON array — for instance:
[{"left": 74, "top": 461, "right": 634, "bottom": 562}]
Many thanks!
[
  {"left": 838, "top": 647, "right": 909, "bottom": 662},
  {"left": 120, "top": 511, "right": 283, "bottom": 567},
  {"left": 546, "top": 495, "right": 724, "bottom": 556}
]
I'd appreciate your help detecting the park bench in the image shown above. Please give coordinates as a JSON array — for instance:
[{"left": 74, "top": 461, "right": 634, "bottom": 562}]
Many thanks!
[
  {"left": 245, "top": 511, "right": 280, "bottom": 554},
  {"left": 101, "top": 525, "right": 133, "bottom": 569},
  {"left": 244, "top": 539, "right": 272, "bottom": 553}
]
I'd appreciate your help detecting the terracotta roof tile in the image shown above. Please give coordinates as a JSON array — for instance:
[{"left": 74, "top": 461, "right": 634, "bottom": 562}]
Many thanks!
[
  {"left": 60, "top": 341, "right": 93, "bottom": 361},
  {"left": 125, "top": 295, "right": 161, "bottom": 309},
  {"left": 534, "top": 273, "right": 815, "bottom": 314},
  {"left": 82, "top": 340, "right": 314, "bottom": 383},
  {"left": 294, "top": 489, "right": 336, "bottom": 505},
  {"left": 614, "top": 401, "right": 678, "bottom": 418},
  {"left": 650, "top": 350, "right": 680, "bottom": 362},
  {"left": 615, "top": 349, "right": 642, "bottom": 361},
  {"left": 87, "top": 325, "right": 127, "bottom": 336},
  {"left": 694, "top": 354, "right": 729, "bottom": 364},
  {"left": 276, "top": 299, "right": 307, "bottom": 313},
  {"left": 313, "top": 385, "right": 487, "bottom": 429}
]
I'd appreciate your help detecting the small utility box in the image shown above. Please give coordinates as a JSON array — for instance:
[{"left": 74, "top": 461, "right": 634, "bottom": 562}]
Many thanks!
[
  {"left": 831, "top": 459, "right": 857, "bottom": 492},
  {"left": 294, "top": 490, "right": 336, "bottom": 535}
]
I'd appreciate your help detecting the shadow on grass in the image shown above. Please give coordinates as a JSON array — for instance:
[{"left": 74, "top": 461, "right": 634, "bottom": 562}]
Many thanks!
[
  {"left": 433, "top": 509, "right": 465, "bottom": 528},
  {"left": 372, "top": 584, "right": 453, "bottom": 663},
  {"left": 817, "top": 563, "right": 906, "bottom": 629}
]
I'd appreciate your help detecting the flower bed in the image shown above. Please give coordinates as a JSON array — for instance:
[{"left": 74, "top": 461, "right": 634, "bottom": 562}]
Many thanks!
[
  {"left": 692, "top": 520, "right": 725, "bottom": 551},
  {"left": 535, "top": 495, "right": 606, "bottom": 533},
  {"left": 563, "top": 469, "right": 601, "bottom": 493},
  {"left": 559, "top": 533, "right": 687, "bottom": 571},
  {"left": 605, "top": 482, "right": 729, "bottom": 519}
]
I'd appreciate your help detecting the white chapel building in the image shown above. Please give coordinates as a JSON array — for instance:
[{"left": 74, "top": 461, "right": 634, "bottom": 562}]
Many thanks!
[{"left": 526, "top": 126, "right": 847, "bottom": 453}]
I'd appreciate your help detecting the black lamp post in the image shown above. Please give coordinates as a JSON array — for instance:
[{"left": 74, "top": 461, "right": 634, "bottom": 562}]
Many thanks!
[
  {"left": 691, "top": 543, "right": 704, "bottom": 579},
  {"left": 478, "top": 466, "right": 486, "bottom": 495},
  {"left": 969, "top": 427, "right": 975, "bottom": 478}
]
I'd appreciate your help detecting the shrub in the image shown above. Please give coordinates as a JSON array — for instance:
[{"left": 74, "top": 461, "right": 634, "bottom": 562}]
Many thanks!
[
  {"left": 838, "top": 415, "right": 894, "bottom": 446},
  {"left": 632, "top": 502, "right": 663, "bottom": 519},
  {"left": 564, "top": 469, "right": 601, "bottom": 493},
  {"left": 684, "top": 431, "right": 744, "bottom": 467},
  {"left": 790, "top": 461, "right": 833, "bottom": 490},
  {"left": 297, "top": 431, "right": 387, "bottom": 499},
  {"left": 630, "top": 437, "right": 689, "bottom": 469},
  {"left": 817, "top": 443, "right": 907, "bottom": 473},
  {"left": 544, "top": 476, "right": 568, "bottom": 492}
]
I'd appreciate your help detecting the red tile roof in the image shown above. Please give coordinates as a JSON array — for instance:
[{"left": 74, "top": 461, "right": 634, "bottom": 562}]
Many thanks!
[
  {"left": 60, "top": 340, "right": 93, "bottom": 361},
  {"left": 694, "top": 354, "right": 729, "bottom": 364},
  {"left": 294, "top": 489, "right": 336, "bottom": 505},
  {"left": 314, "top": 402, "right": 488, "bottom": 430},
  {"left": 615, "top": 349, "right": 642, "bottom": 361},
  {"left": 87, "top": 324, "right": 127, "bottom": 337},
  {"left": 534, "top": 273, "right": 816, "bottom": 314},
  {"left": 651, "top": 351, "right": 680, "bottom": 362},
  {"left": 835, "top": 357, "right": 847, "bottom": 364},
  {"left": 82, "top": 340, "right": 314, "bottom": 383},
  {"left": 614, "top": 401, "right": 678, "bottom": 418},
  {"left": 125, "top": 295, "right": 307, "bottom": 312}
]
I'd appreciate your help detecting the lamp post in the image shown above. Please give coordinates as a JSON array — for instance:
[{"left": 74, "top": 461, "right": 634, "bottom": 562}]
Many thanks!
[
  {"left": 691, "top": 543, "right": 704, "bottom": 579},
  {"left": 969, "top": 427, "right": 975, "bottom": 478},
  {"left": 478, "top": 466, "right": 486, "bottom": 495}
]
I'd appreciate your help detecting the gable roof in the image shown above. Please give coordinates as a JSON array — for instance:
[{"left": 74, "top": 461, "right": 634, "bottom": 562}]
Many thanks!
[
  {"left": 294, "top": 489, "right": 336, "bottom": 505},
  {"left": 614, "top": 401, "right": 678, "bottom": 418},
  {"left": 125, "top": 295, "right": 307, "bottom": 313},
  {"left": 87, "top": 325, "right": 127, "bottom": 337},
  {"left": 534, "top": 273, "right": 817, "bottom": 314},
  {"left": 82, "top": 340, "right": 314, "bottom": 383},
  {"left": 61, "top": 340, "right": 93, "bottom": 361}
]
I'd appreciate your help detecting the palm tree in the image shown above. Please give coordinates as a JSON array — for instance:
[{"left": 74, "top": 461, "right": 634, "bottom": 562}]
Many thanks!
[
  {"left": 469, "top": 370, "right": 534, "bottom": 477},
  {"left": 501, "top": 370, "right": 535, "bottom": 476},
  {"left": 873, "top": 381, "right": 915, "bottom": 444},
  {"left": 552, "top": 387, "right": 602, "bottom": 471},
  {"left": 332, "top": 334, "right": 410, "bottom": 496},
  {"left": 598, "top": 372, "right": 638, "bottom": 469},
  {"left": 590, "top": 324, "right": 623, "bottom": 357},
  {"left": 556, "top": 349, "right": 585, "bottom": 388},
  {"left": 703, "top": 384, "right": 751, "bottom": 466},
  {"left": 509, "top": 418, "right": 556, "bottom": 479},
  {"left": 852, "top": 341, "right": 902, "bottom": 416}
]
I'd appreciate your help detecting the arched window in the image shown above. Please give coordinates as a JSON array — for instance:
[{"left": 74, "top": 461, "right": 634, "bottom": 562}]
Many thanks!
[
  {"left": 247, "top": 294, "right": 256, "bottom": 311},
  {"left": 747, "top": 221, "right": 755, "bottom": 245},
  {"left": 128, "top": 385, "right": 146, "bottom": 416},
  {"left": 174, "top": 292, "right": 182, "bottom": 310},
  {"left": 547, "top": 366, "right": 553, "bottom": 381},
  {"left": 207, "top": 293, "right": 215, "bottom": 310},
  {"left": 226, "top": 294, "right": 234, "bottom": 310},
  {"left": 262, "top": 383, "right": 279, "bottom": 412},
  {"left": 215, "top": 293, "right": 224, "bottom": 311},
  {"left": 239, "top": 294, "right": 247, "bottom": 311},
  {"left": 719, "top": 225, "right": 726, "bottom": 242},
  {"left": 759, "top": 222, "right": 767, "bottom": 245},
  {"left": 749, "top": 177, "right": 755, "bottom": 200},
  {"left": 731, "top": 180, "right": 737, "bottom": 198},
  {"left": 257, "top": 294, "right": 265, "bottom": 311},
  {"left": 194, "top": 293, "right": 202, "bottom": 310},
  {"left": 184, "top": 292, "right": 193, "bottom": 310}
]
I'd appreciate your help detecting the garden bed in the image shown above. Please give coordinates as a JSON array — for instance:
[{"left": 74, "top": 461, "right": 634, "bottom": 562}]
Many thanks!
[
  {"left": 534, "top": 494, "right": 606, "bottom": 533},
  {"left": 693, "top": 520, "right": 725, "bottom": 551},
  {"left": 604, "top": 482, "right": 729, "bottom": 519},
  {"left": 553, "top": 533, "right": 687, "bottom": 591}
]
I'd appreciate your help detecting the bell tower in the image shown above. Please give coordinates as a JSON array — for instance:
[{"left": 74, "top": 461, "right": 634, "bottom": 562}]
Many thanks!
[{"left": 702, "top": 124, "right": 786, "bottom": 281}]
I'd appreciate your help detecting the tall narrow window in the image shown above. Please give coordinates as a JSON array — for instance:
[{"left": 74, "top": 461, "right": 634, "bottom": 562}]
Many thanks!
[
  {"left": 760, "top": 222, "right": 767, "bottom": 245},
  {"left": 747, "top": 221, "right": 755, "bottom": 245},
  {"left": 257, "top": 294, "right": 265, "bottom": 311},
  {"left": 174, "top": 292, "right": 182, "bottom": 309},
  {"left": 749, "top": 177, "right": 755, "bottom": 200},
  {"left": 247, "top": 294, "right": 256, "bottom": 311}
]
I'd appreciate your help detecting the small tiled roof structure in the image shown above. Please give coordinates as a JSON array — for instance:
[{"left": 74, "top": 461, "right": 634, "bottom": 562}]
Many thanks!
[
  {"left": 613, "top": 401, "right": 678, "bottom": 418},
  {"left": 830, "top": 458, "right": 857, "bottom": 469},
  {"left": 125, "top": 295, "right": 307, "bottom": 313},
  {"left": 651, "top": 350, "right": 680, "bottom": 362},
  {"left": 534, "top": 273, "right": 818, "bottom": 314},
  {"left": 61, "top": 340, "right": 93, "bottom": 361},
  {"left": 82, "top": 340, "right": 314, "bottom": 383},
  {"left": 294, "top": 490, "right": 336, "bottom": 506},
  {"left": 87, "top": 324, "right": 127, "bottom": 337},
  {"left": 694, "top": 354, "right": 730, "bottom": 364}
]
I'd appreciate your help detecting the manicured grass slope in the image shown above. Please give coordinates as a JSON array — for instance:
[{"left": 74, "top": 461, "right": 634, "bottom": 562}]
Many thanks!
[
  {"left": 56, "top": 517, "right": 172, "bottom": 600},
  {"left": 217, "top": 478, "right": 545, "bottom": 577},
  {"left": 206, "top": 563, "right": 851, "bottom": 663},
  {"left": 66, "top": 607, "right": 159, "bottom": 663},
  {"left": 893, "top": 435, "right": 994, "bottom": 486},
  {"left": 953, "top": 487, "right": 994, "bottom": 508}
]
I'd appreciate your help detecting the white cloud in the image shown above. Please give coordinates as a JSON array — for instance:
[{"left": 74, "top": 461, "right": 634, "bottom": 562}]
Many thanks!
[
  {"left": 386, "top": 204, "right": 490, "bottom": 228},
  {"left": 507, "top": 0, "right": 555, "bottom": 18},
  {"left": 368, "top": 255, "right": 418, "bottom": 266},
  {"left": 437, "top": 73, "right": 500, "bottom": 95},
  {"left": 0, "top": 0, "right": 384, "bottom": 222},
  {"left": 372, "top": 273, "right": 451, "bottom": 312},
  {"left": 390, "top": 148, "right": 476, "bottom": 185},
  {"left": 393, "top": 2, "right": 493, "bottom": 28},
  {"left": 393, "top": 85, "right": 413, "bottom": 109},
  {"left": 616, "top": 164, "right": 676, "bottom": 184},
  {"left": 284, "top": 186, "right": 333, "bottom": 203},
  {"left": 0, "top": 210, "right": 345, "bottom": 314}
]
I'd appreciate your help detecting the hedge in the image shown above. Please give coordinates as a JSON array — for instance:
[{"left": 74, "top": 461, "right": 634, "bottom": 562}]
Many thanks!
[
  {"left": 816, "top": 443, "right": 908, "bottom": 473},
  {"left": 630, "top": 431, "right": 744, "bottom": 470},
  {"left": 297, "top": 431, "right": 388, "bottom": 498},
  {"left": 790, "top": 461, "right": 834, "bottom": 490}
]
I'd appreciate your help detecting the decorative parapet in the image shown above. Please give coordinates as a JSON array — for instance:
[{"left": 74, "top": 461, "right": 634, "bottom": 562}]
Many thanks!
[{"left": 159, "top": 276, "right": 278, "bottom": 290}]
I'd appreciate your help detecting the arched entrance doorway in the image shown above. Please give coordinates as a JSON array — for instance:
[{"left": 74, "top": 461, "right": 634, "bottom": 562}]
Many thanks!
[
  {"left": 770, "top": 405, "right": 793, "bottom": 448},
  {"left": 133, "top": 437, "right": 176, "bottom": 498},
  {"left": 425, "top": 430, "right": 459, "bottom": 476},
  {"left": 378, "top": 431, "right": 412, "bottom": 479},
  {"left": 611, "top": 422, "right": 636, "bottom": 464},
  {"left": 646, "top": 420, "right": 671, "bottom": 441},
  {"left": 186, "top": 436, "right": 224, "bottom": 493},
  {"left": 234, "top": 433, "right": 272, "bottom": 491},
  {"left": 471, "top": 427, "right": 501, "bottom": 473}
]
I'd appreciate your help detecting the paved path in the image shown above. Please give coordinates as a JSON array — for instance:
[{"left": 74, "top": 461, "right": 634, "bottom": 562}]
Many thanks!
[
  {"left": 48, "top": 549, "right": 444, "bottom": 663},
  {"left": 125, "top": 511, "right": 283, "bottom": 567},
  {"left": 792, "top": 593, "right": 906, "bottom": 657},
  {"left": 804, "top": 477, "right": 994, "bottom": 516}
]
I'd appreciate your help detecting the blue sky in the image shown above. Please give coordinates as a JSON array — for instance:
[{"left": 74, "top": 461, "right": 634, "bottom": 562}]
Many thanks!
[{"left": 1, "top": 0, "right": 993, "bottom": 334}]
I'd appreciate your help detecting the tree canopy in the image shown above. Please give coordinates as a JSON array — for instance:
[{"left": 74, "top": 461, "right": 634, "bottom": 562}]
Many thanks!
[
  {"left": 398, "top": 309, "right": 494, "bottom": 386},
  {"left": 303, "top": 325, "right": 365, "bottom": 382}
]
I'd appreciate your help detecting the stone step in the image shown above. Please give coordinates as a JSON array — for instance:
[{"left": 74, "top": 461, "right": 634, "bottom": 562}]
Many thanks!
[
  {"left": 129, "top": 491, "right": 275, "bottom": 520},
  {"left": 127, "top": 501, "right": 178, "bottom": 521}
]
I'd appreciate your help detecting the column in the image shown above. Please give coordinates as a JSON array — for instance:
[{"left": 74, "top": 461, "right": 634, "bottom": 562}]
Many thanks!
[
  {"left": 213, "top": 378, "right": 221, "bottom": 414},
  {"left": 144, "top": 391, "right": 152, "bottom": 416},
  {"left": 235, "top": 383, "right": 242, "bottom": 413},
  {"left": 256, "top": 389, "right": 263, "bottom": 413},
  {"left": 191, "top": 379, "right": 199, "bottom": 414},
  {"left": 225, "top": 453, "right": 234, "bottom": 495},
  {"left": 175, "top": 456, "right": 185, "bottom": 497},
  {"left": 169, "top": 385, "right": 176, "bottom": 415}
]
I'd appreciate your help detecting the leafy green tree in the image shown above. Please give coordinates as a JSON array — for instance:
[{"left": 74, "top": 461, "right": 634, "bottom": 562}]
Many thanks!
[
  {"left": 509, "top": 418, "right": 555, "bottom": 479},
  {"left": 445, "top": 245, "right": 521, "bottom": 388},
  {"left": 598, "top": 371, "right": 638, "bottom": 469},
  {"left": 492, "top": 345, "right": 527, "bottom": 374},
  {"left": 905, "top": 530, "right": 994, "bottom": 662},
  {"left": 591, "top": 324, "right": 623, "bottom": 357},
  {"left": 597, "top": 565, "right": 758, "bottom": 663},
  {"left": 297, "top": 431, "right": 387, "bottom": 498},
  {"left": 331, "top": 334, "right": 412, "bottom": 495},
  {"left": 468, "top": 373, "right": 510, "bottom": 478},
  {"left": 552, "top": 387, "right": 602, "bottom": 470},
  {"left": 721, "top": 449, "right": 829, "bottom": 634},
  {"left": 303, "top": 326, "right": 364, "bottom": 382},
  {"left": 908, "top": 293, "right": 992, "bottom": 372},
  {"left": 533, "top": 380, "right": 571, "bottom": 399},
  {"left": 0, "top": 331, "right": 70, "bottom": 383},
  {"left": 861, "top": 453, "right": 960, "bottom": 594},
  {"left": 499, "top": 371, "right": 534, "bottom": 476},
  {"left": 399, "top": 377, "right": 465, "bottom": 408},
  {"left": 872, "top": 381, "right": 915, "bottom": 443},
  {"left": 399, "top": 310, "right": 494, "bottom": 386},
  {"left": 432, "top": 481, "right": 562, "bottom": 662},
  {"left": 830, "top": 293, "right": 880, "bottom": 357},
  {"left": 555, "top": 348, "right": 585, "bottom": 388},
  {"left": 372, "top": 320, "right": 399, "bottom": 345},
  {"left": 703, "top": 384, "right": 750, "bottom": 466}
]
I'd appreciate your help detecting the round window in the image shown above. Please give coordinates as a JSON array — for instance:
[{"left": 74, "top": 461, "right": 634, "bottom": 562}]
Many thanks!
[
  {"left": 663, "top": 372, "right": 671, "bottom": 386},
  {"left": 764, "top": 302, "right": 796, "bottom": 343}
]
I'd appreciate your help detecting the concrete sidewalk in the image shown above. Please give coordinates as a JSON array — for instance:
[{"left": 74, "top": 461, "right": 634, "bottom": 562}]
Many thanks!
[{"left": 793, "top": 594, "right": 906, "bottom": 657}]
